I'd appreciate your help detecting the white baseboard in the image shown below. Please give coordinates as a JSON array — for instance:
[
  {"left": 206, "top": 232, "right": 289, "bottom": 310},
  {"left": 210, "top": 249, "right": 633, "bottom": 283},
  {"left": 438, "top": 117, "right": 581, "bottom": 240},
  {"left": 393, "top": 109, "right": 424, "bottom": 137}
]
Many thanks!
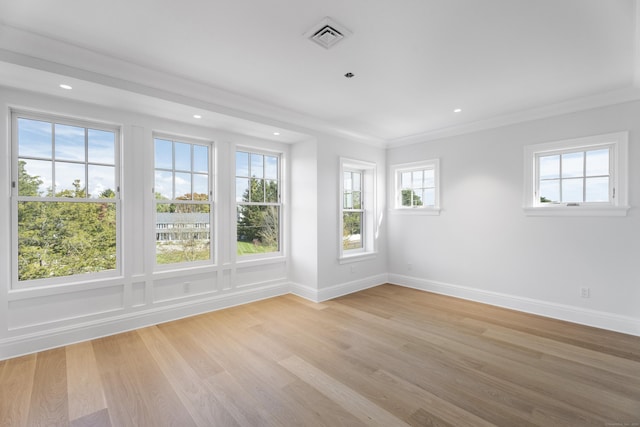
[
  {"left": 389, "top": 273, "right": 640, "bottom": 337},
  {"left": 290, "top": 273, "right": 389, "bottom": 303},
  {"left": 0, "top": 282, "right": 290, "bottom": 361}
]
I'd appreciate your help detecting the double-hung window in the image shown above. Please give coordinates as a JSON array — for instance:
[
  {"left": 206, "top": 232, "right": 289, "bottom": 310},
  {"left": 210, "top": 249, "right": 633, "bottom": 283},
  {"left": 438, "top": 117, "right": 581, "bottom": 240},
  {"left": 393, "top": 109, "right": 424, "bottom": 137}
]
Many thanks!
[
  {"left": 524, "top": 132, "right": 628, "bottom": 216},
  {"left": 339, "top": 158, "right": 377, "bottom": 261},
  {"left": 392, "top": 159, "right": 440, "bottom": 214},
  {"left": 12, "top": 112, "right": 120, "bottom": 286},
  {"left": 154, "top": 136, "right": 213, "bottom": 265},
  {"left": 235, "top": 150, "right": 281, "bottom": 256}
]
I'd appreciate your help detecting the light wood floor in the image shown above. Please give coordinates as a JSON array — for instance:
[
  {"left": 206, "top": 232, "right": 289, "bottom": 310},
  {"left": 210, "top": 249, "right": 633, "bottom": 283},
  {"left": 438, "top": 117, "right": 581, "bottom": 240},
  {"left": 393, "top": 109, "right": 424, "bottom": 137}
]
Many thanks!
[{"left": 1, "top": 284, "right": 639, "bottom": 427}]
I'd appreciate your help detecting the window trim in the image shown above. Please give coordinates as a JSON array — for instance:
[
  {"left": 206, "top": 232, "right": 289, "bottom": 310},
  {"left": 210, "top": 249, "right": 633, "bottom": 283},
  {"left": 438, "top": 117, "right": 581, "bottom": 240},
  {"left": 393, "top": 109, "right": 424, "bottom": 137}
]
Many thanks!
[
  {"left": 523, "top": 132, "right": 629, "bottom": 217},
  {"left": 391, "top": 159, "right": 441, "bottom": 215},
  {"left": 339, "top": 157, "right": 377, "bottom": 262},
  {"left": 11, "top": 110, "right": 122, "bottom": 289},
  {"left": 235, "top": 146, "right": 283, "bottom": 260},
  {"left": 153, "top": 133, "right": 215, "bottom": 270}
]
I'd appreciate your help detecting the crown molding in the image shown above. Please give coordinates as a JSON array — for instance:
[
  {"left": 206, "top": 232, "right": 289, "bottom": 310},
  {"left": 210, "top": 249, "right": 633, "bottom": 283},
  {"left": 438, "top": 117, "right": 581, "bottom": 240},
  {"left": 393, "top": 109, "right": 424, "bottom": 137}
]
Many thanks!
[{"left": 387, "top": 86, "right": 640, "bottom": 148}]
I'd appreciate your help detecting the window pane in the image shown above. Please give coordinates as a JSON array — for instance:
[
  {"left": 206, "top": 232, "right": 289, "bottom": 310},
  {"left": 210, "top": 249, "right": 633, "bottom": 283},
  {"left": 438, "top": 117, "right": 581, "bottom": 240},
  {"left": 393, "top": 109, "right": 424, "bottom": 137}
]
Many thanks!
[
  {"left": 539, "top": 155, "right": 559, "bottom": 180},
  {"left": 155, "top": 170, "right": 172, "bottom": 200},
  {"left": 18, "top": 118, "right": 52, "bottom": 158},
  {"left": 250, "top": 154, "right": 264, "bottom": 178},
  {"left": 88, "top": 129, "right": 115, "bottom": 164},
  {"left": 55, "top": 124, "right": 85, "bottom": 161},
  {"left": 561, "top": 152, "right": 584, "bottom": 178},
  {"left": 265, "top": 180, "right": 278, "bottom": 203},
  {"left": 174, "top": 142, "right": 191, "bottom": 172},
  {"left": 250, "top": 178, "right": 265, "bottom": 202},
  {"left": 193, "top": 174, "right": 208, "bottom": 200},
  {"left": 18, "top": 159, "right": 51, "bottom": 197},
  {"left": 156, "top": 204, "right": 210, "bottom": 265},
  {"left": 193, "top": 145, "right": 208, "bottom": 173},
  {"left": 352, "top": 191, "right": 362, "bottom": 209},
  {"left": 236, "top": 178, "right": 249, "bottom": 202},
  {"left": 88, "top": 165, "right": 115, "bottom": 198},
  {"left": 236, "top": 152, "right": 249, "bottom": 177},
  {"left": 175, "top": 172, "right": 191, "bottom": 200},
  {"left": 421, "top": 188, "right": 434, "bottom": 206},
  {"left": 155, "top": 139, "right": 173, "bottom": 169},
  {"left": 55, "top": 161, "right": 85, "bottom": 197},
  {"left": 401, "top": 172, "right": 411, "bottom": 189},
  {"left": 237, "top": 205, "right": 279, "bottom": 255},
  {"left": 265, "top": 156, "right": 278, "bottom": 180},
  {"left": 353, "top": 172, "right": 361, "bottom": 191},
  {"left": 412, "top": 170, "right": 423, "bottom": 189},
  {"left": 539, "top": 179, "right": 559, "bottom": 203},
  {"left": 586, "top": 148, "right": 609, "bottom": 177},
  {"left": 343, "top": 212, "right": 362, "bottom": 250},
  {"left": 344, "top": 172, "right": 352, "bottom": 191},
  {"left": 562, "top": 178, "right": 583, "bottom": 202},
  {"left": 344, "top": 192, "right": 353, "bottom": 209},
  {"left": 423, "top": 169, "right": 435, "bottom": 188},
  {"left": 585, "top": 177, "right": 609, "bottom": 202},
  {"left": 18, "top": 201, "right": 116, "bottom": 281}
]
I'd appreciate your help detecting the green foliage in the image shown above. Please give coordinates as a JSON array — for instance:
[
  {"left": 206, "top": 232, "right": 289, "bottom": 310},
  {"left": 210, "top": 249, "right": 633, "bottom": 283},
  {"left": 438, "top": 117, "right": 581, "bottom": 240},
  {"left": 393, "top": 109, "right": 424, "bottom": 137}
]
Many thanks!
[
  {"left": 540, "top": 196, "right": 552, "bottom": 203},
  {"left": 342, "top": 212, "right": 362, "bottom": 250},
  {"left": 401, "top": 189, "right": 423, "bottom": 207},
  {"left": 17, "top": 164, "right": 117, "bottom": 281}
]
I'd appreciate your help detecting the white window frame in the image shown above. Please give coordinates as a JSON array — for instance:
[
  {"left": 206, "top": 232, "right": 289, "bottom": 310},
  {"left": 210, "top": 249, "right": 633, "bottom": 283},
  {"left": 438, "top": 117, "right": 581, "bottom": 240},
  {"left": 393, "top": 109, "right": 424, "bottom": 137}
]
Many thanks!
[
  {"left": 391, "top": 159, "right": 440, "bottom": 215},
  {"left": 11, "top": 110, "right": 122, "bottom": 288},
  {"left": 339, "top": 158, "right": 377, "bottom": 263},
  {"left": 235, "top": 147, "right": 283, "bottom": 260},
  {"left": 153, "top": 134, "right": 215, "bottom": 269},
  {"left": 523, "top": 132, "right": 629, "bottom": 216}
]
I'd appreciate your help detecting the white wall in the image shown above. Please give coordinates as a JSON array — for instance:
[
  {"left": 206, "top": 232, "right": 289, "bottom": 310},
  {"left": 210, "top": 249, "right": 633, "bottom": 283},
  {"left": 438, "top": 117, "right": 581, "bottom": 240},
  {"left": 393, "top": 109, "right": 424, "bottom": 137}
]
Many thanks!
[
  {"left": 315, "top": 135, "right": 388, "bottom": 298},
  {"left": 0, "top": 87, "right": 293, "bottom": 359},
  {"left": 387, "top": 101, "right": 640, "bottom": 335}
]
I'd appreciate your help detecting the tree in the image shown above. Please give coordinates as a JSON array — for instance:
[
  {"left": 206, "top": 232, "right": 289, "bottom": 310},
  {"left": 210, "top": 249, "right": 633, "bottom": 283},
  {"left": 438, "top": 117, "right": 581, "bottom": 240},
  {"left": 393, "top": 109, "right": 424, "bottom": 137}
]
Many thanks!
[
  {"left": 401, "top": 189, "right": 422, "bottom": 207},
  {"left": 237, "top": 178, "right": 279, "bottom": 251}
]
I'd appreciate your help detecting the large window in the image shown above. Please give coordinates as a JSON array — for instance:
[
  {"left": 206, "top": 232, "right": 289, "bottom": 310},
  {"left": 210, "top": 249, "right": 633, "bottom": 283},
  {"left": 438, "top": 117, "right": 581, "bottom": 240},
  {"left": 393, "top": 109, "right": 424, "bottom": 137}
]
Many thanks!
[
  {"left": 339, "top": 158, "right": 376, "bottom": 261},
  {"left": 392, "top": 159, "right": 440, "bottom": 214},
  {"left": 12, "top": 112, "right": 120, "bottom": 285},
  {"left": 524, "top": 132, "right": 628, "bottom": 216},
  {"left": 154, "top": 136, "right": 213, "bottom": 265},
  {"left": 235, "top": 150, "right": 281, "bottom": 256}
]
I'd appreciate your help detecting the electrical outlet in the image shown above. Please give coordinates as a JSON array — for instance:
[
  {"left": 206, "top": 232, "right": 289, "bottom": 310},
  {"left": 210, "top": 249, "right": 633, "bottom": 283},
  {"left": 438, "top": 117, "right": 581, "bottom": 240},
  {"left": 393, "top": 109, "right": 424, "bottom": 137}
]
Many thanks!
[
  {"left": 184, "top": 282, "right": 191, "bottom": 293},
  {"left": 350, "top": 265, "right": 356, "bottom": 274},
  {"left": 580, "top": 287, "right": 590, "bottom": 298},
  {"left": 407, "top": 263, "right": 412, "bottom": 271}
]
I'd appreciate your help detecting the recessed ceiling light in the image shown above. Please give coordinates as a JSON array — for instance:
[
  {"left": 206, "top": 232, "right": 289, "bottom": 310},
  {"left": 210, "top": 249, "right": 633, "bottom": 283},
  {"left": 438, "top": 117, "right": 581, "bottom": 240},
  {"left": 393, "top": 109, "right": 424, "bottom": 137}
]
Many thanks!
[
  {"left": 273, "top": 132, "right": 281, "bottom": 136},
  {"left": 344, "top": 72, "right": 355, "bottom": 78},
  {"left": 193, "top": 114, "right": 202, "bottom": 119},
  {"left": 59, "top": 84, "right": 73, "bottom": 90},
  {"left": 453, "top": 108, "right": 462, "bottom": 113}
]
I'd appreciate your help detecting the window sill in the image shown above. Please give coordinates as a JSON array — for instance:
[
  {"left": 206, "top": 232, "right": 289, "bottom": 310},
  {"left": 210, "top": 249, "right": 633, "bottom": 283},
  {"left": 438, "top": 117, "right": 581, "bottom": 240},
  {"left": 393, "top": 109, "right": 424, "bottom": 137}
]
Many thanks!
[
  {"left": 523, "top": 205, "right": 629, "bottom": 217},
  {"left": 390, "top": 207, "right": 441, "bottom": 216},
  {"left": 339, "top": 252, "right": 377, "bottom": 264}
]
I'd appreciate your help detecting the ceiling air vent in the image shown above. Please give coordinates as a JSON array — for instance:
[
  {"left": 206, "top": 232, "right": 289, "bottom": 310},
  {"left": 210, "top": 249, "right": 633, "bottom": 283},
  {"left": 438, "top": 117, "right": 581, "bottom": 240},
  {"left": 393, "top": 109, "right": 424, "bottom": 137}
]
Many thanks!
[{"left": 305, "top": 17, "right": 351, "bottom": 50}]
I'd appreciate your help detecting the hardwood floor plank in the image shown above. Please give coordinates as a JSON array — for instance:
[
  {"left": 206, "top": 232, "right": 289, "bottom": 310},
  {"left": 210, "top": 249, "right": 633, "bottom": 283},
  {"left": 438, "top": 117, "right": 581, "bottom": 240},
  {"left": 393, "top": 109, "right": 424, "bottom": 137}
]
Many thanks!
[
  {"left": 0, "top": 354, "right": 37, "bottom": 427},
  {"left": 66, "top": 340, "right": 107, "bottom": 422},
  {"left": 279, "top": 354, "right": 411, "bottom": 427},
  {"left": 137, "top": 326, "right": 240, "bottom": 426},
  {"left": 26, "top": 348, "right": 69, "bottom": 427},
  {"left": 3, "top": 284, "right": 639, "bottom": 427}
]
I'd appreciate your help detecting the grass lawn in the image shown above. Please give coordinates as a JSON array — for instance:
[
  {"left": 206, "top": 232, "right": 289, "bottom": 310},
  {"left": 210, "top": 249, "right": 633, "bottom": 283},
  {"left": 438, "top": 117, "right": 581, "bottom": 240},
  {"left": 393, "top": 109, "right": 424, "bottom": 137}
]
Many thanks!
[{"left": 237, "top": 241, "right": 278, "bottom": 255}]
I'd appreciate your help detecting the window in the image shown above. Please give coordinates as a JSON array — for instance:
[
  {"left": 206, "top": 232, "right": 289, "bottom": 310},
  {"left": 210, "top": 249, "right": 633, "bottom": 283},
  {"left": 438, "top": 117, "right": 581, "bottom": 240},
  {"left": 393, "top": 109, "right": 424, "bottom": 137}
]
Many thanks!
[
  {"left": 340, "top": 158, "right": 376, "bottom": 261},
  {"left": 392, "top": 159, "right": 440, "bottom": 214},
  {"left": 154, "top": 136, "right": 213, "bottom": 265},
  {"left": 12, "top": 112, "right": 120, "bottom": 286},
  {"left": 343, "top": 170, "right": 363, "bottom": 250},
  {"left": 524, "top": 132, "right": 629, "bottom": 216},
  {"left": 235, "top": 150, "right": 281, "bottom": 256}
]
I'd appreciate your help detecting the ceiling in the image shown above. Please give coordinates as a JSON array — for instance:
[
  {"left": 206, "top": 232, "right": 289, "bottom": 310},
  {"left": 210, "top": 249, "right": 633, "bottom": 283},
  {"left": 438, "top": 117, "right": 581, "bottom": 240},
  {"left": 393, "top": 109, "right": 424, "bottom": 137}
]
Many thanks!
[{"left": 0, "top": 0, "right": 638, "bottom": 146}]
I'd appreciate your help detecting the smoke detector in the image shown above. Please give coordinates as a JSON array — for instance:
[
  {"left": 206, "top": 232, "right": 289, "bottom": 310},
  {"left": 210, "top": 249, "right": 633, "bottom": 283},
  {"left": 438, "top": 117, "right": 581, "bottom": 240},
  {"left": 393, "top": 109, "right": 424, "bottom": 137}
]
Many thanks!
[{"left": 305, "top": 17, "right": 352, "bottom": 49}]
